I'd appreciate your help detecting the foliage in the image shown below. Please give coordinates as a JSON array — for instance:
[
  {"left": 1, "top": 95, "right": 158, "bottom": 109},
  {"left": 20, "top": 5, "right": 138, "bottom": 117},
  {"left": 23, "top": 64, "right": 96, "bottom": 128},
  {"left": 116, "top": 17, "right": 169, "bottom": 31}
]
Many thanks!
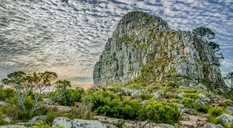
[
  {"left": 139, "top": 101, "right": 181, "bottom": 125},
  {"left": 193, "top": 27, "right": 215, "bottom": 41},
  {"left": 0, "top": 88, "right": 16, "bottom": 101},
  {"left": 140, "top": 94, "right": 153, "bottom": 100},
  {"left": 30, "top": 121, "right": 65, "bottom": 128},
  {"left": 54, "top": 80, "right": 71, "bottom": 91},
  {"left": 50, "top": 88, "right": 84, "bottom": 106},
  {"left": 207, "top": 107, "right": 224, "bottom": 124},
  {"left": 183, "top": 93, "right": 199, "bottom": 100},
  {"left": 209, "top": 41, "right": 220, "bottom": 52},
  {"left": 0, "top": 111, "right": 8, "bottom": 125},
  {"left": 86, "top": 90, "right": 140, "bottom": 119},
  {"left": 181, "top": 98, "right": 195, "bottom": 109},
  {"left": 1, "top": 71, "right": 58, "bottom": 115},
  {"left": 208, "top": 107, "right": 224, "bottom": 117},
  {"left": 0, "top": 104, "right": 21, "bottom": 121},
  {"left": 166, "top": 82, "right": 179, "bottom": 88}
]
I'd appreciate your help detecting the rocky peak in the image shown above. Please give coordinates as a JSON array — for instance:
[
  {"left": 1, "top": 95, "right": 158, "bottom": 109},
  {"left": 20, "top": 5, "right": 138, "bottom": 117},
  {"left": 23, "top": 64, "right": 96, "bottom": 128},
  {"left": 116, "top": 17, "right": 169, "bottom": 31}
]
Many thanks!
[{"left": 93, "top": 11, "right": 222, "bottom": 89}]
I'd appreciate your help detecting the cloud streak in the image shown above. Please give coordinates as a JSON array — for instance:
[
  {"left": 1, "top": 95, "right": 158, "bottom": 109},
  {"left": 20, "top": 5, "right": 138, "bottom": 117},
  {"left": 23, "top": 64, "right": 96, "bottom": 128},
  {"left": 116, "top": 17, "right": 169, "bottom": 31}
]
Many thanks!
[{"left": 0, "top": 0, "right": 232, "bottom": 79}]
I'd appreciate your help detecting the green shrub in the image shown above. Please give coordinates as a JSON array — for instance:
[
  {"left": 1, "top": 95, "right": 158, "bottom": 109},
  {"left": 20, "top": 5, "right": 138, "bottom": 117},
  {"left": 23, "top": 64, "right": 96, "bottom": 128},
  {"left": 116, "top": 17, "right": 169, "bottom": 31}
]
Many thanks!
[
  {"left": 139, "top": 101, "right": 181, "bottom": 125},
  {"left": 183, "top": 93, "right": 199, "bottom": 100},
  {"left": 0, "top": 104, "right": 21, "bottom": 121},
  {"left": 0, "top": 88, "right": 16, "bottom": 101},
  {"left": 0, "top": 111, "right": 8, "bottom": 125},
  {"left": 88, "top": 90, "right": 140, "bottom": 119},
  {"left": 181, "top": 98, "right": 195, "bottom": 108},
  {"left": 219, "top": 100, "right": 233, "bottom": 107},
  {"left": 140, "top": 94, "right": 153, "bottom": 100},
  {"left": 207, "top": 107, "right": 224, "bottom": 124},
  {"left": 208, "top": 107, "right": 224, "bottom": 117},
  {"left": 50, "top": 88, "right": 84, "bottom": 106},
  {"left": 166, "top": 82, "right": 179, "bottom": 88},
  {"left": 170, "top": 99, "right": 181, "bottom": 103}
]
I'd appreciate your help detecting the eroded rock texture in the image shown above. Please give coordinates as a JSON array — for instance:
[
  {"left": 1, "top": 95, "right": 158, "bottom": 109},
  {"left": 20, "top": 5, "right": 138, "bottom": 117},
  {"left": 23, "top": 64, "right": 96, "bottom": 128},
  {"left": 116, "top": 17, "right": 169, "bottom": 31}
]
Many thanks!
[{"left": 94, "top": 11, "right": 221, "bottom": 86}]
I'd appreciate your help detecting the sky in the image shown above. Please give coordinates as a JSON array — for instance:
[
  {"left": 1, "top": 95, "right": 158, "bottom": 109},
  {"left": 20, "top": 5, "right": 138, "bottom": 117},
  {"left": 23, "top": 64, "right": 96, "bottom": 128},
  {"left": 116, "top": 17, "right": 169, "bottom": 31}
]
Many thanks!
[{"left": 0, "top": 0, "right": 233, "bottom": 86}]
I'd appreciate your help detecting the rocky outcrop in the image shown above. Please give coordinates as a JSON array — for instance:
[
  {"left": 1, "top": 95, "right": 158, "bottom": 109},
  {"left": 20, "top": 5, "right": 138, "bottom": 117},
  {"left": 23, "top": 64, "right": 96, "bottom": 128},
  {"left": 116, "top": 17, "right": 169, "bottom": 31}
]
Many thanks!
[
  {"left": 52, "top": 117, "right": 106, "bottom": 128},
  {"left": 93, "top": 11, "right": 222, "bottom": 87}
]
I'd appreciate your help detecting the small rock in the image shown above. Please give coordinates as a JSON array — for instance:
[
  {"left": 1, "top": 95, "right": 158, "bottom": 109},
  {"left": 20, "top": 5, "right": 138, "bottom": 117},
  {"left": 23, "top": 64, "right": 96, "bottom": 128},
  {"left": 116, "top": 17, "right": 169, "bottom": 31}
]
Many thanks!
[
  {"left": 93, "top": 116, "right": 124, "bottom": 126},
  {"left": 178, "top": 92, "right": 184, "bottom": 99},
  {"left": 195, "top": 99, "right": 206, "bottom": 108},
  {"left": 205, "top": 123, "right": 224, "bottom": 128},
  {"left": 182, "top": 108, "right": 197, "bottom": 115},
  {"left": 24, "top": 115, "right": 46, "bottom": 126},
  {"left": 122, "top": 122, "right": 134, "bottom": 128},
  {"left": 0, "top": 101, "right": 5, "bottom": 107},
  {"left": 105, "top": 124, "right": 118, "bottom": 128},
  {"left": 155, "top": 123, "right": 175, "bottom": 128},
  {"left": 182, "top": 115, "right": 190, "bottom": 121},
  {"left": 120, "top": 88, "right": 133, "bottom": 96},
  {"left": 180, "top": 121, "right": 195, "bottom": 128},
  {"left": 153, "top": 92, "right": 161, "bottom": 98},
  {"left": 131, "top": 90, "right": 148, "bottom": 98},
  {"left": 199, "top": 93, "right": 206, "bottom": 99},
  {"left": 198, "top": 83, "right": 207, "bottom": 90},
  {"left": 197, "top": 121, "right": 204, "bottom": 127}
]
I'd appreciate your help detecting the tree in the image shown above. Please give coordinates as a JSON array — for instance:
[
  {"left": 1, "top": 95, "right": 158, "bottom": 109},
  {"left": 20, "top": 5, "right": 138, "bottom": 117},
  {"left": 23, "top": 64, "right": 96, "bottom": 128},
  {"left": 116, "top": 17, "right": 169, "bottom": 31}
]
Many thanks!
[
  {"left": 193, "top": 27, "right": 215, "bottom": 42},
  {"left": 1, "top": 71, "right": 58, "bottom": 115},
  {"left": 55, "top": 79, "right": 71, "bottom": 91}
]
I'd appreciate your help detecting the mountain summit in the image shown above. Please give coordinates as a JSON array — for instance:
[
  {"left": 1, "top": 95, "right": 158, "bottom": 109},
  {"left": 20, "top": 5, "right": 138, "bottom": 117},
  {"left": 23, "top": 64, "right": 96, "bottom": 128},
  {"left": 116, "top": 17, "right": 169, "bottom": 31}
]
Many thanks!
[{"left": 94, "top": 11, "right": 222, "bottom": 89}]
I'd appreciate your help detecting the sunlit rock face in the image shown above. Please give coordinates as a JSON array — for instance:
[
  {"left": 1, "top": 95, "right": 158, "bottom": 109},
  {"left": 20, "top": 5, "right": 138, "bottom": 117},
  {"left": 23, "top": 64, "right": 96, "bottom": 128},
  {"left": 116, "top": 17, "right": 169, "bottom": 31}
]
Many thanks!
[{"left": 94, "top": 11, "right": 222, "bottom": 86}]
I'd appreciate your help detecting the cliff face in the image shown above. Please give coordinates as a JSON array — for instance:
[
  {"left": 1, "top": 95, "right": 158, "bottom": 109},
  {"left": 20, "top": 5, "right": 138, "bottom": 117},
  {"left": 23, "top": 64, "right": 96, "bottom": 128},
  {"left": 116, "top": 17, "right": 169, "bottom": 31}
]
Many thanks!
[{"left": 93, "top": 11, "right": 222, "bottom": 86}]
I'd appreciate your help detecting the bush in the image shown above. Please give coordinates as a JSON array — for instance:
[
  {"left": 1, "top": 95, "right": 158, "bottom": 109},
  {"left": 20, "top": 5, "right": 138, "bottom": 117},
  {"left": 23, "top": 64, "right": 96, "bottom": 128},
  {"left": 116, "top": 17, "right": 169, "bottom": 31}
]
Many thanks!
[
  {"left": 207, "top": 107, "right": 224, "bottom": 124},
  {"left": 0, "top": 111, "right": 8, "bottom": 125},
  {"left": 0, "top": 88, "right": 16, "bottom": 101},
  {"left": 139, "top": 101, "right": 181, "bottom": 125},
  {"left": 166, "top": 82, "right": 179, "bottom": 88},
  {"left": 140, "top": 94, "right": 153, "bottom": 100},
  {"left": 0, "top": 104, "right": 21, "bottom": 121},
  {"left": 88, "top": 90, "right": 140, "bottom": 119},
  {"left": 208, "top": 107, "right": 224, "bottom": 117},
  {"left": 50, "top": 88, "right": 84, "bottom": 106},
  {"left": 183, "top": 93, "right": 199, "bottom": 100},
  {"left": 181, "top": 98, "right": 195, "bottom": 108}
]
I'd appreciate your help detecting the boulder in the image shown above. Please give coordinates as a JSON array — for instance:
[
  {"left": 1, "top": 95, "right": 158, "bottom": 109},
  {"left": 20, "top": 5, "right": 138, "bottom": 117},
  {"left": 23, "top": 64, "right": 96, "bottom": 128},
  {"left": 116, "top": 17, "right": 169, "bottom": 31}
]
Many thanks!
[
  {"left": 205, "top": 123, "right": 224, "bottom": 128},
  {"left": 52, "top": 117, "right": 72, "bottom": 128},
  {"left": 0, "top": 125, "right": 27, "bottom": 128},
  {"left": 131, "top": 90, "right": 148, "bottom": 98},
  {"left": 199, "top": 93, "right": 206, "bottom": 99},
  {"left": 52, "top": 117, "right": 106, "bottom": 128},
  {"left": 180, "top": 121, "right": 195, "bottom": 128},
  {"left": 198, "top": 83, "right": 207, "bottom": 90},
  {"left": 24, "top": 115, "right": 46, "bottom": 126},
  {"left": 195, "top": 99, "right": 206, "bottom": 108},
  {"left": 120, "top": 88, "right": 133, "bottom": 96},
  {"left": 178, "top": 92, "right": 184, "bottom": 99},
  {"left": 153, "top": 92, "right": 161, "bottom": 98},
  {"left": 217, "top": 114, "right": 233, "bottom": 126},
  {"left": 93, "top": 116, "right": 124, "bottom": 126},
  {"left": 182, "top": 108, "right": 196, "bottom": 115},
  {"left": 0, "top": 101, "right": 5, "bottom": 107},
  {"left": 225, "top": 106, "right": 233, "bottom": 113},
  {"left": 72, "top": 119, "right": 106, "bottom": 128}
]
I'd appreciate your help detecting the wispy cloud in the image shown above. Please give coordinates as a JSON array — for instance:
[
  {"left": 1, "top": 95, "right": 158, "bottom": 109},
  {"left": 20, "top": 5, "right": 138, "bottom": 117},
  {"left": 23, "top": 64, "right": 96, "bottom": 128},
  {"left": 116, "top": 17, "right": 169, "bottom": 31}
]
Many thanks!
[{"left": 0, "top": 0, "right": 232, "bottom": 79}]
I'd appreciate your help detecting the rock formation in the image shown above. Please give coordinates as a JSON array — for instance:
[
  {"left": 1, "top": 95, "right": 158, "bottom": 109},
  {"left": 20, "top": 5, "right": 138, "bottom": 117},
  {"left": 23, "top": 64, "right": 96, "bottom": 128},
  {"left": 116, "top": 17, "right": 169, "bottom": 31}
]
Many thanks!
[{"left": 93, "top": 11, "right": 222, "bottom": 87}]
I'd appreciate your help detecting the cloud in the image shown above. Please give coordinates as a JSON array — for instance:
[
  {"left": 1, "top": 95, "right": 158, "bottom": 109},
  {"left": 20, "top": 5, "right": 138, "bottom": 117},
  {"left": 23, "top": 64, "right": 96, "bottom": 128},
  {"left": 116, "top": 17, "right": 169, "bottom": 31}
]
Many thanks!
[{"left": 0, "top": 0, "right": 232, "bottom": 79}]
